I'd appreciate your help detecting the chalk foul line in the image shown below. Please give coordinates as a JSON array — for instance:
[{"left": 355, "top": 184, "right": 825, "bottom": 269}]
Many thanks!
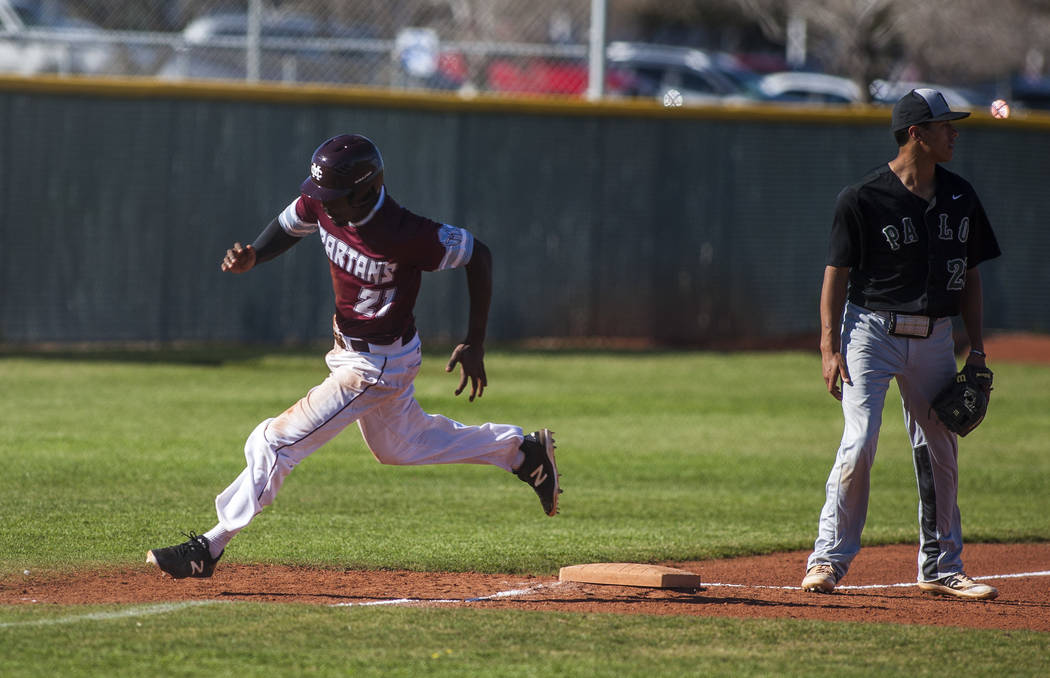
[
  {"left": 329, "top": 583, "right": 553, "bottom": 608},
  {"left": 0, "top": 600, "right": 223, "bottom": 628},
  {"left": 700, "top": 570, "right": 1050, "bottom": 591}
]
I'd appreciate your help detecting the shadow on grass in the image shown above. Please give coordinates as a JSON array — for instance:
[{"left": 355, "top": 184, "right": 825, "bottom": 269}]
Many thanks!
[
  {"left": 0, "top": 333, "right": 829, "bottom": 366},
  {"left": 0, "top": 342, "right": 328, "bottom": 366}
]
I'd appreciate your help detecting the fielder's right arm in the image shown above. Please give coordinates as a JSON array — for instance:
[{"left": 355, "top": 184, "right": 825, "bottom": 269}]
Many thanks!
[{"left": 819, "top": 265, "right": 852, "bottom": 400}]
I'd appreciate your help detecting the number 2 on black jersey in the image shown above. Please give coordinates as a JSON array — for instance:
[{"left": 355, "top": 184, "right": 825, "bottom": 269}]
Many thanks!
[{"left": 946, "top": 258, "right": 966, "bottom": 291}]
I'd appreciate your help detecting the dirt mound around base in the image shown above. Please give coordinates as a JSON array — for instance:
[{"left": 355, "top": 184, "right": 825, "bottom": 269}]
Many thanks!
[{"left": 4, "top": 543, "right": 1048, "bottom": 631}]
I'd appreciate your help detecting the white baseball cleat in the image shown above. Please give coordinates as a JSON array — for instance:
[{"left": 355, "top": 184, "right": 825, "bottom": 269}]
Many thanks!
[
  {"left": 917, "top": 573, "right": 998, "bottom": 600},
  {"left": 801, "top": 563, "right": 837, "bottom": 593}
]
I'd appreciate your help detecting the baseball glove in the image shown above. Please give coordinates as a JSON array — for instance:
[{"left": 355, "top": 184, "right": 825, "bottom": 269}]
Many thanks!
[{"left": 931, "top": 364, "right": 994, "bottom": 436}]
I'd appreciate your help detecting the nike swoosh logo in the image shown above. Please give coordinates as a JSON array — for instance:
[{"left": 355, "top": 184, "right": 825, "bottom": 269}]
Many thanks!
[{"left": 952, "top": 193, "right": 964, "bottom": 200}]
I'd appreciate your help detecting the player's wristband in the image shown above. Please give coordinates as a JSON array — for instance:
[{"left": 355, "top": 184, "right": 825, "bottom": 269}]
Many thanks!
[{"left": 969, "top": 348, "right": 986, "bottom": 358}]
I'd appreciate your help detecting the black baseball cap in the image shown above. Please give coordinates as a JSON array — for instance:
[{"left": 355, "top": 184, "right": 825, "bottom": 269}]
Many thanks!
[{"left": 891, "top": 88, "right": 970, "bottom": 131}]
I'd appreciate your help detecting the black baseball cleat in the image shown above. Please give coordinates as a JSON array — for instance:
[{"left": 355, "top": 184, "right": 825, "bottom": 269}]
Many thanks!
[
  {"left": 515, "top": 429, "right": 561, "bottom": 516},
  {"left": 146, "top": 532, "right": 223, "bottom": 579}
]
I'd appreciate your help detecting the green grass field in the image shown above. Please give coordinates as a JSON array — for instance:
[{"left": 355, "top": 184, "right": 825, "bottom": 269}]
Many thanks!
[{"left": 2, "top": 348, "right": 1048, "bottom": 677}]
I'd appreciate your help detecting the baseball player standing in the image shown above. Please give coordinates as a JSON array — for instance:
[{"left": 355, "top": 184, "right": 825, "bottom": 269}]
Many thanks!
[
  {"left": 802, "top": 90, "right": 1001, "bottom": 599},
  {"left": 147, "top": 134, "right": 561, "bottom": 579}
]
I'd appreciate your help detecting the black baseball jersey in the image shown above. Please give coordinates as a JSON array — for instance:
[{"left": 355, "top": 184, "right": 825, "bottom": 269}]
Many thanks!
[{"left": 827, "top": 164, "right": 1001, "bottom": 317}]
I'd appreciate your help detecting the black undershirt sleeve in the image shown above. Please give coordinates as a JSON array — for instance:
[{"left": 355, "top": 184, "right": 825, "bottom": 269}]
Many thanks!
[{"left": 251, "top": 218, "right": 303, "bottom": 265}]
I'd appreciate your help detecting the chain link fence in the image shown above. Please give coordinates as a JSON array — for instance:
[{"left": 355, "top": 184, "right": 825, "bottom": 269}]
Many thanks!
[
  {"left": 6, "top": 2, "right": 1050, "bottom": 111},
  {"left": 0, "top": 0, "right": 614, "bottom": 97}
]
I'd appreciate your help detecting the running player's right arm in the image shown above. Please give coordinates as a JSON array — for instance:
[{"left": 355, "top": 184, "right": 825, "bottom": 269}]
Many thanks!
[
  {"left": 221, "top": 198, "right": 318, "bottom": 273},
  {"left": 220, "top": 219, "right": 302, "bottom": 273},
  {"left": 820, "top": 265, "right": 851, "bottom": 400}
]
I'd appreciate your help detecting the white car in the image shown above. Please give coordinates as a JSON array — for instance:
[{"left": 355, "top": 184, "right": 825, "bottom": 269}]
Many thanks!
[
  {"left": 0, "top": 0, "right": 120, "bottom": 75},
  {"left": 757, "top": 71, "right": 863, "bottom": 104},
  {"left": 869, "top": 79, "right": 980, "bottom": 110},
  {"left": 155, "top": 11, "right": 383, "bottom": 85}
]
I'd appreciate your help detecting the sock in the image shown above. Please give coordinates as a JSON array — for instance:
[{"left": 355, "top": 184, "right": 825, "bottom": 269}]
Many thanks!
[
  {"left": 203, "top": 525, "right": 235, "bottom": 559},
  {"left": 511, "top": 450, "right": 526, "bottom": 472}
]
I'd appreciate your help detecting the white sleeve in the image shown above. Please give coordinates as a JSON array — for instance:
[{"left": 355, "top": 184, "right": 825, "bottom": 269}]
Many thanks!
[
  {"left": 277, "top": 197, "right": 318, "bottom": 236},
  {"left": 436, "top": 224, "right": 475, "bottom": 271}
]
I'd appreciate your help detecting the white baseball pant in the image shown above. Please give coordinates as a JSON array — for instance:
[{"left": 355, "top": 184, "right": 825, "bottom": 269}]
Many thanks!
[{"left": 212, "top": 332, "right": 524, "bottom": 535}]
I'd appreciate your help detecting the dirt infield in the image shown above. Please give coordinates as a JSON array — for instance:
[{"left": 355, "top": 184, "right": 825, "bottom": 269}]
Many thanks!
[
  {"left": 518, "top": 330, "right": 1050, "bottom": 366},
  {"left": 983, "top": 332, "right": 1050, "bottom": 364},
  {"left": 4, "top": 543, "right": 1048, "bottom": 632}
]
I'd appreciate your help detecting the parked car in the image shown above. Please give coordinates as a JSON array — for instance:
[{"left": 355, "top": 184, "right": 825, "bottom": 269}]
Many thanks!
[
  {"left": 0, "top": 0, "right": 122, "bottom": 75},
  {"left": 484, "top": 56, "right": 589, "bottom": 95},
  {"left": 869, "top": 79, "right": 981, "bottom": 109},
  {"left": 1006, "top": 74, "right": 1050, "bottom": 111},
  {"left": 756, "top": 71, "right": 863, "bottom": 104},
  {"left": 482, "top": 41, "right": 763, "bottom": 102},
  {"left": 604, "top": 41, "right": 761, "bottom": 103},
  {"left": 155, "top": 11, "right": 383, "bottom": 86}
]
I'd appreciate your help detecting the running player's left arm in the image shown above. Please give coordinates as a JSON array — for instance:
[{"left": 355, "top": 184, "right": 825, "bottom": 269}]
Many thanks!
[{"left": 446, "top": 238, "right": 492, "bottom": 401}]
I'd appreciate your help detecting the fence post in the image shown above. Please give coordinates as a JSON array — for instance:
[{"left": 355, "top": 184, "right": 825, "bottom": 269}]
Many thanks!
[
  {"left": 587, "top": 0, "right": 607, "bottom": 101},
  {"left": 247, "top": 0, "right": 262, "bottom": 82}
]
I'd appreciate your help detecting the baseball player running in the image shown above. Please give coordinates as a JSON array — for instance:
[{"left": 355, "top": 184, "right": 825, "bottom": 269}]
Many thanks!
[
  {"left": 802, "top": 90, "right": 1001, "bottom": 600},
  {"left": 147, "top": 134, "right": 561, "bottom": 579}
]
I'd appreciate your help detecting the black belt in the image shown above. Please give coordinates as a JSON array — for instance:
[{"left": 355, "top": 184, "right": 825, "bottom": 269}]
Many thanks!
[{"left": 340, "top": 325, "right": 417, "bottom": 353}]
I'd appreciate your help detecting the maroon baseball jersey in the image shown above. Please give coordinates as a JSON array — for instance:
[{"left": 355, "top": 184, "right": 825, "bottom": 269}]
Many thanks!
[{"left": 277, "top": 188, "right": 474, "bottom": 343}]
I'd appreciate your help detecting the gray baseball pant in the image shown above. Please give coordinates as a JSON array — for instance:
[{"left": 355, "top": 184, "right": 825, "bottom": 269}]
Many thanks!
[{"left": 807, "top": 302, "right": 965, "bottom": 583}]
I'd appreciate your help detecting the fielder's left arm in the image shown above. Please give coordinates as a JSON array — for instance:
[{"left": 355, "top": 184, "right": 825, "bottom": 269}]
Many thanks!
[{"left": 959, "top": 266, "right": 987, "bottom": 368}]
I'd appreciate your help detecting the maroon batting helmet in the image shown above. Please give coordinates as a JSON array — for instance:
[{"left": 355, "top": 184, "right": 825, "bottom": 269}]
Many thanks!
[{"left": 300, "top": 134, "right": 384, "bottom": 203}]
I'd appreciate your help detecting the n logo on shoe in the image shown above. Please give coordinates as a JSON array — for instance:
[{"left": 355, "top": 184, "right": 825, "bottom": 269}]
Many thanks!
[
  {"left": 528, "top": 465, "right": 548, "bottom": 487},
  {"left": 189, "top": 560, "right": 204, "bottom": 576}
]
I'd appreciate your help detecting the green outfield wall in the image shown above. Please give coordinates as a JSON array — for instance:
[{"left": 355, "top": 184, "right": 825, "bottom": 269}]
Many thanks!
[{"left": 1, "top": 76, "right": 1046, "bottom": 346}]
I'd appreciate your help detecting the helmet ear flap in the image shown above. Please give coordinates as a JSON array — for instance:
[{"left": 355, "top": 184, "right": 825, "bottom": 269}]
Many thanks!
[{"left": 349, "top": 172, "right": 384, "bottom": 206}]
